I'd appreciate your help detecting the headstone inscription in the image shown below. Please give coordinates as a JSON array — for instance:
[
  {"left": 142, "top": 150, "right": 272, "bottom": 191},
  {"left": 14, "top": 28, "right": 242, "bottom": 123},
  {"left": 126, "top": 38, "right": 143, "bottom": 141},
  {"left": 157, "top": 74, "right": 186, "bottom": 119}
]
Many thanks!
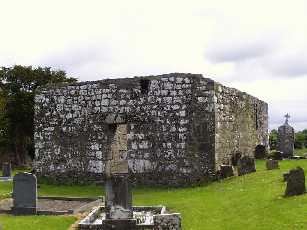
[
  {"left": 2, "top": 162, "right": 11, "bottom": 177},
  {"left": 12, "top": 172, "right": 37, "bottom": 215}
]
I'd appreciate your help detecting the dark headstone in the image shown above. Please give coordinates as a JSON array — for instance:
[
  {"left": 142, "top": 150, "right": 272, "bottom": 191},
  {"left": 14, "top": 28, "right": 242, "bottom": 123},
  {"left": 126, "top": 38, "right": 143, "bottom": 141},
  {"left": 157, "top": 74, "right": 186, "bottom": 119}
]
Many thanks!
[
  {"left": 255, "top": 145, "right": 267, "bottom": 159},
  {"left": 12, "top": 172, "right": 37, "bottom": 215},
  {"left": 2, "top": 162, "right": 11, "bottom": 177},
  {"left": 266, "top": 159, "right": 279, "bottom": 170},
  {"left": 284, "top": 167, "right": 306, "bottom": 197},
  {"left": 219, "top": 165, "right": 234, "bottom": 179},
  {"left": 283, "top": 172, "right": 290, "bottom": 182},
  {"left": 270, "top": 151, "right": 283, "bottom": 160},
  {"left": 237, "top": 156, "right": 256, "bottom": 176},
  {"left": 231, "top": 152, "right": 242, "bottom": 166}
]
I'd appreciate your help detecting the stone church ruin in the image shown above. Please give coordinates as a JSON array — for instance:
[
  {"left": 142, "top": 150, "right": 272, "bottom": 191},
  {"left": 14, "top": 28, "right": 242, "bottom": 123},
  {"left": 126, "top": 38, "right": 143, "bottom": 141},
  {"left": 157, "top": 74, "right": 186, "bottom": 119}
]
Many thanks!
[{"left": 34, "top": 73, "right": 268, "bottom": 186}]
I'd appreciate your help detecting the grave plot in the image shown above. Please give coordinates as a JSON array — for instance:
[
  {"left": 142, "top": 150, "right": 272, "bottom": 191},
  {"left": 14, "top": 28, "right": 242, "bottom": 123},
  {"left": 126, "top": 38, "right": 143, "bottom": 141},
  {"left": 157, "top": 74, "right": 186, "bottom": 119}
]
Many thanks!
[
  {"left": 78, "top": 119, "right": 182, "bottom": 230},
  {"left": 0, "top": 172, "right": 102, "bottom": 215}
]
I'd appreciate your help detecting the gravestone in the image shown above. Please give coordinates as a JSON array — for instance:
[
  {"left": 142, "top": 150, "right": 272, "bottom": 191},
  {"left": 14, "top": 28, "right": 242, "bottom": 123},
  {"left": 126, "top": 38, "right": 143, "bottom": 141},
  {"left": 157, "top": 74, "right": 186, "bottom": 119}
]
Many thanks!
[
  {"left": 266, "top": 159, "right": 279, "bottom": 170},
  {"left": 2, "top": 162, "right": 11, "bottom": 177},
  {"left": 284, "top": 167, "right": 306, "bottom": 197},
  {"left": 219, "top": 165, "right": 234, "bottom": 179},
  {"left": 231, "top": 152, "right": 242, "bottom": 166},
  {"left": 12, "top": 172, "right": 37, "bottom": 215},
  {"left": 237, "top": 156, "right": 256, "bottom": 176},
  {"left": 277, "top": 114, "right": 294, "bottom": 158},
  {"left": 283, "top": 172, "right": 290, "bottom": 182}
]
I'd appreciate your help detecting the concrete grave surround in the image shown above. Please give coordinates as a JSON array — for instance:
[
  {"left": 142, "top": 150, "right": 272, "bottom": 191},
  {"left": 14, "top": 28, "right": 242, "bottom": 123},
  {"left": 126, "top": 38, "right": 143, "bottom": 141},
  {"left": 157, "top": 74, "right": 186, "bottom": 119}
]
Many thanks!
[
  {"left": 12, "top": 172, "right": 37, "bottom": 215},
  {"left": 34, "top": 73, "right": 268, "bottom": 186},
  {"left": 277, "top": 115, "right": 294, "bottom": 157}
]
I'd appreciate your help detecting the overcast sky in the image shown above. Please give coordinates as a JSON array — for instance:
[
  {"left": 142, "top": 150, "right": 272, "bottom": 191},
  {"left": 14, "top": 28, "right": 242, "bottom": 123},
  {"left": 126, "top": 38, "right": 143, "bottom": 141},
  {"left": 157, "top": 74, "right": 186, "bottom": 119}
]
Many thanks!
[{"left": 0, "top": 0, "right": 306, "bottom": 131}]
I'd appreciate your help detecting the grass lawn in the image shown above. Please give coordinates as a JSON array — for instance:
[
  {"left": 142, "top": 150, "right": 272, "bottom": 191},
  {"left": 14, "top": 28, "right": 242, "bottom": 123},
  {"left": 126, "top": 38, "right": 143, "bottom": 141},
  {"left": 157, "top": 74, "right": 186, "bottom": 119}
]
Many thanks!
[{"left": 1, "top": 160, "right": 307, "bottom": 229}]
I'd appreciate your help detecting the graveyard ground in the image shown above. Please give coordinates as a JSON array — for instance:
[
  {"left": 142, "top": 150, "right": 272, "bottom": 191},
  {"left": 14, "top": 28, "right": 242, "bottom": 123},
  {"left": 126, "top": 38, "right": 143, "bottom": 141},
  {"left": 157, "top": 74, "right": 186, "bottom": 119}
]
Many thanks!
[{"left": 1, "top": 160, "right": 307, "bottom": 230}]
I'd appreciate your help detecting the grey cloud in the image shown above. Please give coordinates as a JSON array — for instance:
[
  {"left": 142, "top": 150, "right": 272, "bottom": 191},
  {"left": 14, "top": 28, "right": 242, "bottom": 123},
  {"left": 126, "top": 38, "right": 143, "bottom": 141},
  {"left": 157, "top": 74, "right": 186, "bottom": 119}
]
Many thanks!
[
  {"left": 264, "top": 51, "right": 307, "bottom": 77},
  {"left": 39, "top": 42, "right": 113, "bottom": 73},
  {"left": 205, "top": 37, "right": 277, "bottom": 63}
]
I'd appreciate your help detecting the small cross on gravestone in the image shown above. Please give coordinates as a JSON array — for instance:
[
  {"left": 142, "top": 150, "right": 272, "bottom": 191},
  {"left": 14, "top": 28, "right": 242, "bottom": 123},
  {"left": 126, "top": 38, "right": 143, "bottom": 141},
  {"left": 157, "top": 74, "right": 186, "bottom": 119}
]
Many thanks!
[{"left": 12, "top": 172, "right": 37, "bottom": 215}]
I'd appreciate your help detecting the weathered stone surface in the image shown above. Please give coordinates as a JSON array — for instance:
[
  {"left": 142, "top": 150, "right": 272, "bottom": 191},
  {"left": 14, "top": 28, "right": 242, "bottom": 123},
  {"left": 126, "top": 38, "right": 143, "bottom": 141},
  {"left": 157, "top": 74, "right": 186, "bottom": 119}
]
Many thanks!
[
  {"left": 33, "top": 73, "right": 268, "bottom": 186},
  {"left": 237, "top": 156, "right": 256, "bottom": 176},
  {"left": 12, "top": 173, "right": 37, "bottom": 215},
  {"left": 153, "top": 213, "right": 181, "bottom": 230},
  {"left": 102, "top": 219, "right": 137, "bottom": 230},
  {"left": 284, "top": 167, "right": 306, "bottom": 197},
  {"left": 266, "top": 159, "right": 279, "bottom": 170},
  {"left": 218, "top": 165, "right": 234, "bottom": 179},
  {"left": 105, "top": 175, "right": 132, "bottom": 219},
  {"left": 2, "top": 162, "right": 11, "bottom": 177},
  {"left": 277, "top": 115, "right": 294, "bottom": 158},
  {"left": 283, "top": 172, "right": 290, "bottom": 182}
]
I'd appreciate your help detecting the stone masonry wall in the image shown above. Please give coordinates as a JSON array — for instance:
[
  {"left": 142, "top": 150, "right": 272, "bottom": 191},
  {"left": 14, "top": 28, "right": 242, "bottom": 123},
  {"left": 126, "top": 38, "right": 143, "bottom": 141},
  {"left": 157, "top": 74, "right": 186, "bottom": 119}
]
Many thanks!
[
  {"left": 34, "top": 73, "right": 216, "bottom": 186},
  {"left": 34, "top": 73, "right": 268, "bottom": 185},
  {"left": 214, "top": 83, "right": 268, "bottom": 168}
]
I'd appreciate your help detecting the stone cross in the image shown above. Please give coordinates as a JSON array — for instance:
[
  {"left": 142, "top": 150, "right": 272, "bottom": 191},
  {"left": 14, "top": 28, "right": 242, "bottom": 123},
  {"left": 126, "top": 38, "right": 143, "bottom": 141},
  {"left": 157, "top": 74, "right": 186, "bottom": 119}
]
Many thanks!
[
  {"left": 284, "top": 113, "right": 290, "bottom": 124},
  {"left": 105, "top": 123, "right": 133, "bottom": 220},
  {"left": 12, "top": 172, "right": 37, "bottom": 215}
]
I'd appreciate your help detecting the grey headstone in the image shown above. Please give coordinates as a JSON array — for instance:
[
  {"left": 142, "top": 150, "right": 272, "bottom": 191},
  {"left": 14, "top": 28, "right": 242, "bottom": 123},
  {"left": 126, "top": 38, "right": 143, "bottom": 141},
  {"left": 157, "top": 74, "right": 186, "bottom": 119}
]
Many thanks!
[
  {"left": 266, "top": 159, "right": 279, "bottom": 170},
  {"left": 2, "top": 162, "right": 11, "bottom": 177},
  {"left": 12, "top": 172, "right": 37, "bottom": 215},
  {"left": 237, "top": 156, "right": 256, "bottom": 176},
  {"left": 277, "top": 116, "right": 294, "bottom": 158},
  {"left": 284, "top": 167, "right": 306, "bottom": 197},
  {"left": 219, "top": 165, "right": 234, "bottom": 179}
]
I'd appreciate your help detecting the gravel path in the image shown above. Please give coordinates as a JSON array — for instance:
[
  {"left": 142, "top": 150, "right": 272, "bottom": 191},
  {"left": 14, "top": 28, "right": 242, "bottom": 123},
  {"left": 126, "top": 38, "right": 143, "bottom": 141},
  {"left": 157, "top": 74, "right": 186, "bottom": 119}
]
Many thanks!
[{"left": 0, "top": 198, "right": 88, "bottom": 212}]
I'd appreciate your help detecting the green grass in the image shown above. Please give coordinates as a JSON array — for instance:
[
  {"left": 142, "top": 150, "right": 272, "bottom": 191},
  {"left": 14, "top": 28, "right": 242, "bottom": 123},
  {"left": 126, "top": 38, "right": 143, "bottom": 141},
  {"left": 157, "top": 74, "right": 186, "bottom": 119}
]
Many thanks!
[
  {"left": 0, "top": 215, "right": 76, "bottom": 230},
  {"left": 1, "top": 160, "right": 307, "bottom": 229}
]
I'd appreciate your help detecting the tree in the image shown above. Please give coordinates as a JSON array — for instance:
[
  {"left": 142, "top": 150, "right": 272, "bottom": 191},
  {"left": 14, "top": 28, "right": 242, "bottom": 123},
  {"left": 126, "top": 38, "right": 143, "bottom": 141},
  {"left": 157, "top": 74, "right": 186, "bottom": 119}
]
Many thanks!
[
  {"left": 269, "top": 129, "right": 278, "bottom": 150},
  {"left": 0, "top": 65, "right": 77, "bottom": 165},
  {"left": 294, "top": 132, "right": 305, "bottom": 149}
]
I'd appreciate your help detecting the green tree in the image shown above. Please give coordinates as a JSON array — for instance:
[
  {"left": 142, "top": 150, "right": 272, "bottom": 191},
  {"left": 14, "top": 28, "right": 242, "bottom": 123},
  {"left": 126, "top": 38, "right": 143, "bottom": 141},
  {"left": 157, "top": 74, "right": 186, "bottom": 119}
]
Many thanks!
[
  {"left": 0, "top": 65, "right": 77, "bottom": 165},
  {"left": 269, "top": 129, "right": 278, "bottom": 150},
  {"left": 295, "top": 132, "right": 305, "bottom": 149}
]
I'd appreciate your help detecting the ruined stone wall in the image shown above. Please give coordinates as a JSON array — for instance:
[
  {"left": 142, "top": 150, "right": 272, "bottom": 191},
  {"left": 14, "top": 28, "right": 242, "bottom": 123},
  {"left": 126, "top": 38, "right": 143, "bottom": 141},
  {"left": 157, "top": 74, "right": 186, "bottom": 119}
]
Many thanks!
[
  {"left": 34, "top": 73, "right": 216, "bottom": 186},
  {"left": 214, "top": 83, "right": 268, "bottom": 168}
]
